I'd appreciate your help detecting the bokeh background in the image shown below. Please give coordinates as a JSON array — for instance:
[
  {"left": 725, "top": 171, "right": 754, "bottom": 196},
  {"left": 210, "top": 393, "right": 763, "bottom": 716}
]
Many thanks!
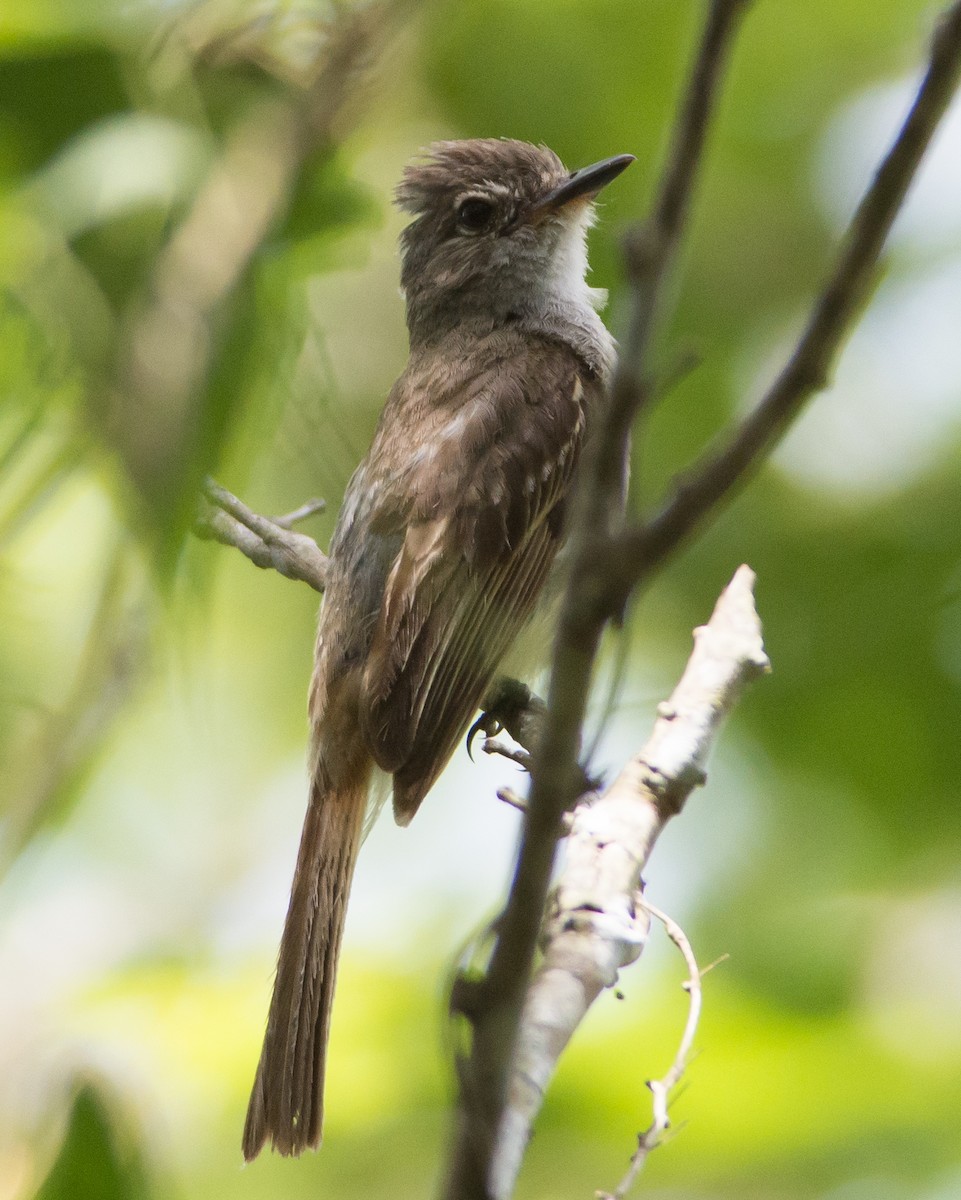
[{"left": 2, "top": 1, "right": 960, "bottom": 1198}]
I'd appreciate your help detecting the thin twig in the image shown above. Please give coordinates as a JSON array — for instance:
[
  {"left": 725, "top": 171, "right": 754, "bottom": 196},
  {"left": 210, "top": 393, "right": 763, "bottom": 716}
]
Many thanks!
[
  {"left": 598, "top": 0, "right": 753, "bottom": 526},
  {"left": 496, "top": 789, "right": 528, "bottom": 815},
  {"left": 600, "top": 897, "right": 704, "bottom": 1200},
  {"left": 271, "top": 498, "right": 326, "bottom": 529},
  {"left": 483, "top": 741, "right": 533, "bottom": 771}
]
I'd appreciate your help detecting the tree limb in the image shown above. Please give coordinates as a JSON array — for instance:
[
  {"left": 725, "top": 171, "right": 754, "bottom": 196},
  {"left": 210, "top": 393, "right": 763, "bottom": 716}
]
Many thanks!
[
  {"left": 441, "top": 5, "right": 751, "bottom": 1196},
  {"left": 597, "top": 0, "right": 753, "bottom": 526},
  {"left": 490, "top": 566, "right": 769, "bottom": 1200}
]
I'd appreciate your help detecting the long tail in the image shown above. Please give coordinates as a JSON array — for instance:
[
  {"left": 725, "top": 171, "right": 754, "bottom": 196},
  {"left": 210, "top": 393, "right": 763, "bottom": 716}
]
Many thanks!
[{"left": 243, "top": 756, "right": 369, "bottom": 1160}]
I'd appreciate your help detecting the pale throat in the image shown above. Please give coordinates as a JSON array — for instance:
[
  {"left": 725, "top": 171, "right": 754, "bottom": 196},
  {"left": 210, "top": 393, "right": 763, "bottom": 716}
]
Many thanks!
[
  {"left": 541, "top": 207, "right": 608, "bottom": 314},
  {"left": 522, "top": 208, "right": 615, "bottom": 376}
]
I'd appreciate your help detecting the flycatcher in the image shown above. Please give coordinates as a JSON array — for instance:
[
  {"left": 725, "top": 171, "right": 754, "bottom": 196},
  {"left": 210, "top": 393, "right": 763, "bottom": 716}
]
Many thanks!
[{"left": 242, "top": 138, "right": 633, "bottom": 1160}]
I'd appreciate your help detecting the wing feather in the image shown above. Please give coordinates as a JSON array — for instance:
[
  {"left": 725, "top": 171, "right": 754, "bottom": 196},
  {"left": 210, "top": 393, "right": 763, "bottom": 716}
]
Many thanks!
[{"left": 357, "top": 337, "right": 597, "bottom": 822}]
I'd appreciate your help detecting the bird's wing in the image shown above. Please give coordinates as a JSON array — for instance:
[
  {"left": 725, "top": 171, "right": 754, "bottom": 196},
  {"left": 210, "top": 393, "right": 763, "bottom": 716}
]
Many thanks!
[{"left": 359, "top": 339, "right": 598, "bottom": 824}]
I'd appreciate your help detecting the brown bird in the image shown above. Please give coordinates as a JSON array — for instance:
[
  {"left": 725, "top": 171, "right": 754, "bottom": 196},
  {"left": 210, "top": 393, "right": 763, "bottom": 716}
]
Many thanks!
[{"left": 242, "top": 138, "right": 633, "bottom": 1160}]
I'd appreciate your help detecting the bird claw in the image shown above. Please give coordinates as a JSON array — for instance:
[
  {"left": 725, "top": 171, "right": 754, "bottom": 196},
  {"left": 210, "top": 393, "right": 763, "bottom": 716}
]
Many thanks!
[
  {"left": 468, "top": 677, "right": 545, "bottom": 762},
  {"left": 466, "top": 712, "right": 504, "bottom": 761}
]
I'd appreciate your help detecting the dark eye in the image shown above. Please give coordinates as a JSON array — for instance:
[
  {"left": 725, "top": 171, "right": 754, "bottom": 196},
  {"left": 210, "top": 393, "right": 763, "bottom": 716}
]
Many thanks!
[{"left": 456, "top": 197, "right": 496, "bottom": 234}]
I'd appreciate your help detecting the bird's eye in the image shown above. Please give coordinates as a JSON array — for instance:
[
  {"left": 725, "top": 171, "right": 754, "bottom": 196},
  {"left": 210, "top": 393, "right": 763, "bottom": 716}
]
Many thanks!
[{"left": 456, "top": 197, "right": 496, "bottom": 234}]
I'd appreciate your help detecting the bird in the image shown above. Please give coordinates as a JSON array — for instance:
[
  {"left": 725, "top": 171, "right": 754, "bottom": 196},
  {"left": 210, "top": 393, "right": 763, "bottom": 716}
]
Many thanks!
[{"left": 242, "top": 137, "right": 633, "bottom": 1160}]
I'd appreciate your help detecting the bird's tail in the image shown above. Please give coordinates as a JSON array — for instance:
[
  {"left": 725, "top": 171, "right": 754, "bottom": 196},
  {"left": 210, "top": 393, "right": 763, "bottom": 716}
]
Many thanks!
[{"left": 242, "top": 754, "right": 369, "bottom": 1160}]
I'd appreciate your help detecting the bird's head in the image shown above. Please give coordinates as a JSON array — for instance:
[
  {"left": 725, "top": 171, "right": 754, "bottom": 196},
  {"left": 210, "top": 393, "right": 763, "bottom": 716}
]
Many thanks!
[{"left": 395, "top": 139, "right": 634, "bottom": 345}]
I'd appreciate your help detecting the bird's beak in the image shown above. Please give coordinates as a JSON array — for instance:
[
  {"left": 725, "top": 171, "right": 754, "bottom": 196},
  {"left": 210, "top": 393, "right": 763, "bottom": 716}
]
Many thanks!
[{"left": 533, "top": 153, "right": 635, "bottom": 213}]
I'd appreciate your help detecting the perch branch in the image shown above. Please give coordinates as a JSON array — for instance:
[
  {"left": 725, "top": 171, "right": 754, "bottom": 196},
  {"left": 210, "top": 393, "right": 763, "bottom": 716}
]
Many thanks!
[
  {"left": 443, "top": 4, "right": 961, "bottom": 1197},
  {"left": 490, "top": 566, "right": 769, "bottom": 1200},
  {"left": 442, "top": 5, "right": 751, "bottom": 1197},
  {"left": 482, "top": 742, "right": 532, "bottom": 772}
]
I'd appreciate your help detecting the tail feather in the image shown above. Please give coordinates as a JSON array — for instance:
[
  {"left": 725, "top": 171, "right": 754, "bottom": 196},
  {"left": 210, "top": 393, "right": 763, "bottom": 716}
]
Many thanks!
[{"left": 243, "top": 762, "right": 368, "bottom": 1160}]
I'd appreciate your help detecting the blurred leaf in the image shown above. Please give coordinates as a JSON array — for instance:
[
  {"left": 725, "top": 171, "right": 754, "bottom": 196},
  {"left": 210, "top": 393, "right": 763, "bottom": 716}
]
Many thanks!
[
  {"left": 0, "top": 48, "right": 128, "bottom": 179},
  {"left": 33, "top": 1083, "right": 152, "bottom": 1200},
  {"left": 281, "top": 149, "right": 380, "bottom": 248}
]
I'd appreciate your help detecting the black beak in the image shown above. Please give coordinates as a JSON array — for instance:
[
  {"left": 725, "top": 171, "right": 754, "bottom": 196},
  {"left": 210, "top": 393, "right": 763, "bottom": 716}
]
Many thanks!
[{"left": 533, "top": 153, "right": 635, "bottom": 213}]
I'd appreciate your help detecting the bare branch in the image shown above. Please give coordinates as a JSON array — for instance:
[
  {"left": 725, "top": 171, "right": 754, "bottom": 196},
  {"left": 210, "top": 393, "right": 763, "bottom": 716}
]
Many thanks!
[
  {"left": 482, "top": 741, "right": 532, "bottom": 771},
  {"left": 489, "top": 566, "right": 768, "bottom": 1200},
  {"left": 598, "top": 0, "right": 753, "bottom": 520},
  {"left": 271, "top": 498, "right": 327, "bottom": 529},
  {"left": 496, "top": 788, "right": 529, "bottom": 816},
  {"left": 443, "top": 8, "right": 961, "bottom": 1190},
  {"left": 609, "top": 0, "right": 961, "bottom": 603},
  {"left": 195, "top": 479, "right": 329, "bottom": 591},
  {"left": 441, "top": 7, "right": 750, "bottom": 1197}
]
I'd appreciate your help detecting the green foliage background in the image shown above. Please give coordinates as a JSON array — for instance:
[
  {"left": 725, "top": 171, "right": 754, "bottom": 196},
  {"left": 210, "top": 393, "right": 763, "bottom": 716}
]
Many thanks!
[{"left": 1, "top": 1, "right": 960, "bottom": 1198}]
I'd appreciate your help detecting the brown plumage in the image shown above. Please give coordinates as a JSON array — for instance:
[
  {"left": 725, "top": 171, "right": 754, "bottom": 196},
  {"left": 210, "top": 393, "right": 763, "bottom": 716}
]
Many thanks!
[{"left": 242, "top": 139, "right": 632, "bottom": 1160}]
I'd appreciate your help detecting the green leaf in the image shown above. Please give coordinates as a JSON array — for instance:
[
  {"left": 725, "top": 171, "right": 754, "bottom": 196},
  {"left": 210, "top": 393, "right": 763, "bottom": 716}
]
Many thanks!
[{"left": 33, "top": 1083, "right": 152, "bottom": 1200}]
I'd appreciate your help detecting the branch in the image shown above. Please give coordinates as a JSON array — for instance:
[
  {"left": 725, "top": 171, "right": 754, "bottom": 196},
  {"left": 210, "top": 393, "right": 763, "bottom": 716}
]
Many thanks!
[
  {"left": 597, "top": 0, "right": 753, "bottom": 524},
  {"left": 443, "top": 4, "right": 961, "bottom": 1196},
  {"left": 490, "top": 566, "right": 769, "bottom": 1200},
  {"left": 441, "top": 6, "right": 750, "bottom": 1197},
  {"left": 609, "top": 0, "right": 961, "bottom": 601},
  {"left": 194, "top": 479, "right": 329, "bottom": 591}
]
